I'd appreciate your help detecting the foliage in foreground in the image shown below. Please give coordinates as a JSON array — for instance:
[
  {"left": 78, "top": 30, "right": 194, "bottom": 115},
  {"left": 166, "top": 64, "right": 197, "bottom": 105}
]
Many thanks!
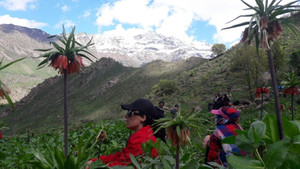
[{"left": 225, "top": 114, "right": 300, "bottom": 169}]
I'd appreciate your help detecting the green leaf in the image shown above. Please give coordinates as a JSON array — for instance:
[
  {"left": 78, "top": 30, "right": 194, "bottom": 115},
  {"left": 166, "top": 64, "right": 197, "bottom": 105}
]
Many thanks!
[
  {"left": 241, "top": 0, "right": 260, "bottom": 12},
  {"left": 66, "top": 26, "right": 76, "bottom": 52},
  {"left": 255, "top": 0, "right": 264, "bottom": 12},
  {"left": 282, "top": 119, "right": 300, "bottom": 139},
  {"left": 181, "top": 159, "right": 200, "bottom": 169},
  {"left": 222, "top": 21, "right": 250, "bottom": 30},
  {"left": 56, "top": 36, "right": 67, "bottom": 45},
  {"left": 50, "top": 42, "right": 64, "bottom": 53},
  {"left": 54, "top": 147, "right": 65, "bottom": 169},
  {"left": 222, "top": 135, "right": 236, "bottom": 144},
  {"left": 37, "top": 58, "right": 49, "bottom": 68},
  {"left": 225, "top": 14, "right": 254, "bottom": 24},
  {"left": 0, "top": 151, "right": 7, "bottom": 160},
  {"left": 65, "top": 155, "right": 76, "bottom": 169},
  {"left": 263, "top": 137, "right": 290, "bottom": 169},
  {"left": 4, "top": 93, "right": 14, "bottom": 111},
  {"left": 263, "top": 114, "right": 280, "bottom": 144},
  {"left": 279, "top": 153, "right": 300, "bottom": 169},
  {"left": 176, "top": 125, "right": 182, "bottom": 142},
  {"left": 263, "top": 138, "right": 290, "bottom": 168},
  {"left": 33, "top": 151, "right": 52, "bottom": 168},
  {"left": 227, "top": 155, "right": 264, "bottom": 169},
  {"left": 34, "top": 48, "right": 53, "bottom": 52},
  {"left": 236, "top": 133, "right": 254, "bottom": 153},
  {"left": 161, "top": 156, "right": 172, "bottom": 169},
  {"left": 289, "top": 134, "right": 300, "bottom": 154},
  {"left": 248, "top": 121, "right": 266, "bottom": 145},
  {"left": 129, "top": 153, "right": 141, "bottom": 169},
  {"left": 0, "top": 57, "right": 25, "bottom": 70}
]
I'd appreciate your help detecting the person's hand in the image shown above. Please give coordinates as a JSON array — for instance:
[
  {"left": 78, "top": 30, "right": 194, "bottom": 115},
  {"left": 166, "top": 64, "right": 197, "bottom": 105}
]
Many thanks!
[
  {"left": 86, "top": 160, "right": 93, "bottom": 169},
  {"left": 202, "top": 135, "right": 211, "bottom": 149}
]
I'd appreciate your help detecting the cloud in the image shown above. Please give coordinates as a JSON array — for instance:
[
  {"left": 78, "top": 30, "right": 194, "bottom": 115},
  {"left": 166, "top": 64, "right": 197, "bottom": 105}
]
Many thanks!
[
  {"left": 54, "top": 20, "right": 75, "bottom": 29},
  {"left": 83, "top": 10, "right": 91, "bottom": 18},
  {"left": 0, "top": 0, "right": 36, "bottom": 11},
  {"left": 0, "top": 14, "right": 47, "bottom": 28},
  {"left": 95, "top": 0, "right": 298, "bottom": 45},
  {"left": 61, "top": 5, "right": 70, "bottom": 12}
]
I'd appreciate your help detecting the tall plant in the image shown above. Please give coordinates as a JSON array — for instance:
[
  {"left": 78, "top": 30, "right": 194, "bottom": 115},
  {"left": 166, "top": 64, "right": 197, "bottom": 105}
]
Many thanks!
[
  {"left": 282, "top": 71, "right": 300, "bottom": 120},
  {"left": 154, "top": 111, "right": 205, "bottom": 169},
  {"left": 222, "top": 0, "right": 299, "bottom": 139},
  {"left": 35, "top": 26, "right": 95, "bottom": 157},
  {"left": 0, "top": 57, "right": 25, "bottom": 110},
  {"left": 256, "top": 86, "right": 269, "bottom": 119}
]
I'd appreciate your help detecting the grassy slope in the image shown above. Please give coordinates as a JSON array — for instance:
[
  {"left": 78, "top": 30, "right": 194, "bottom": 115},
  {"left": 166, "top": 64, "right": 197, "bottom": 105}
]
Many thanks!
[
  {"left": 0, "top": 30, "right": 56, "bottom": 103},
  {"left": 2, "top": 57, "right": 207, "bottom": 134}
]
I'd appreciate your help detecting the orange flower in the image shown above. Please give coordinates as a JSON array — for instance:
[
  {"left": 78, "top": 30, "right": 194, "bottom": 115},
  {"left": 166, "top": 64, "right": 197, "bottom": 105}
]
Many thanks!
[
  {"left": 67, "top": 55, "right": 84, "bottom": 74},
  {"left": 50, "top": 55, "right": 68, "bottom": 74}
]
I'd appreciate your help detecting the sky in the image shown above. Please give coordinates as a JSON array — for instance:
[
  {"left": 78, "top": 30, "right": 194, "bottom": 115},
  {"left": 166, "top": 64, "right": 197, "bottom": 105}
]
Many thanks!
[{"left": 0, "top": 0, "right": 298, "bottom": 48}]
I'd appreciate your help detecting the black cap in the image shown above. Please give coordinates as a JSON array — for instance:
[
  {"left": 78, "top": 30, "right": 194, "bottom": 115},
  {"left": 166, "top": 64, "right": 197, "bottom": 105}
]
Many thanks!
[
  {"left": 121, "top": 98, "right": 156, "bottom": 116},
  {"left": 121, "top": 99, "right": 160, "bottom": 120}
]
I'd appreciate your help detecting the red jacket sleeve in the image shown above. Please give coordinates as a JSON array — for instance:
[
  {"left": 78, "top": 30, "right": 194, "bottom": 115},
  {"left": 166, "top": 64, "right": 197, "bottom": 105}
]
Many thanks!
[{"left": 90, "top": 126, "right": 157, "bottom": 167}]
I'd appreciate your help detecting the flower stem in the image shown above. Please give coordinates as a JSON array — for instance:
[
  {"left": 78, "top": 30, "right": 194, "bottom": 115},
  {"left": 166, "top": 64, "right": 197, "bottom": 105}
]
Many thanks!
[
  {"left": 63, "top": 69, "right": 68, "bottom": 157},
  {"left": 255, "top": 148, "right": 265, "bottom": 168}
]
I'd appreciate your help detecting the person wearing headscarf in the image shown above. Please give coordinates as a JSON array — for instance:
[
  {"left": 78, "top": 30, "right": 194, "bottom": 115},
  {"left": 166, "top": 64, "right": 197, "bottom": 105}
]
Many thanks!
[{"left": 205, "top": 107, "right": 243, "bottom": 167}]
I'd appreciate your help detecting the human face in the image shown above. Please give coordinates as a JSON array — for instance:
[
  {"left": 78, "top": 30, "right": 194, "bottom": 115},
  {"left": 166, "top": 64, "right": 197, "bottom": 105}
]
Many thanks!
[
  {"left": 125, "top": 110, "right": 146, "bottom": 132},
  {"left": 215, "top": 115, "right": 224, "bottom": 126}
]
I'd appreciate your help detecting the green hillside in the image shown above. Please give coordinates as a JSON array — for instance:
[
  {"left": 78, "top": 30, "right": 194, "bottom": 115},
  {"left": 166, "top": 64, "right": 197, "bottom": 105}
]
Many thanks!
[
  {"left": 2, "top": 57, "right": 208, "bottom": 134},
  {"left": 1, "top": 12, "right": 300, "bottom": 135}
]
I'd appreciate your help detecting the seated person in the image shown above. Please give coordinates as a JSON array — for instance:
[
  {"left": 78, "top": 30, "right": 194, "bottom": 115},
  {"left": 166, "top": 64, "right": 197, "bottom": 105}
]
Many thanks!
[
  {"left": 87, "top": 99, "right": 163, "bottom": 168},
  {"left": 203, "top": 107, "right": 243, "bottom": 167}
]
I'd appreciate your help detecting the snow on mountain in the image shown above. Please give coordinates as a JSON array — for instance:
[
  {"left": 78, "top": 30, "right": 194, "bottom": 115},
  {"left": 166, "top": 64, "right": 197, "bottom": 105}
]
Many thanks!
[{"left": 75, "top": 31, "right": 212, "bottom": 67}]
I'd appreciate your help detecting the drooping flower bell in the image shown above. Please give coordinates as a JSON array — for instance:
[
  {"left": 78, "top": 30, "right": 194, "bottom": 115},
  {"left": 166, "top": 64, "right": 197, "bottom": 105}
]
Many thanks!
[
  {"left": 49, "top": 54, "right": 85, "bottom": 75},
  {"left": 50, "top": 55, "right": 68, "bottom": 74},
  {"left": 256, "top": 86, "right": 269, "bottom": 98},
  {"left": 67, "top": 55, "right": 84, "bottom": 74},
  {"left": 284, "top": 87, "right": 299, "bottom": 96}
]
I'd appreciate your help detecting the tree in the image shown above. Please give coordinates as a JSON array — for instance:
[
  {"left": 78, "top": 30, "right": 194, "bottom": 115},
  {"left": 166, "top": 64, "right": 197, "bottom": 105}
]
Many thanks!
[
  {"left": 223, "top": 0, "right": 299, "bottom": 140},
  {"left": 271, "top": 40, "right": 285, "bottom": 76},
  {"left": 152, "top": 79, "right": 178, "bottom": 97},
  {"left": 36, "top": 26, "right": 95, "bottom": 157},
  {"left": 211, "top": 43, "right": 226, "bottom": 56},
  {"left": 290, "top": 50, "right": 300, "bottom": 76},
  {"left": 230, "top": 46, "right": 267, "bottom": 100}
]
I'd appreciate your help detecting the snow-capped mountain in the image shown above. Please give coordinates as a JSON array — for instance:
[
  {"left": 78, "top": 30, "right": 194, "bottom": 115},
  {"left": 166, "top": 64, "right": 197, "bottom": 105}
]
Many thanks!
[
  {"left": 0, "top": 24, "right": 212, "bottom": 67},
  {"left": 76, "top": 31, "right": 212, "bottom": 67}
]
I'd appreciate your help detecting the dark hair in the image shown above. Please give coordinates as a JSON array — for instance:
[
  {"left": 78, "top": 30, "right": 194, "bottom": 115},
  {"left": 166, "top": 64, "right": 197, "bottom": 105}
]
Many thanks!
[{"left": 159, "top": 101, "right": 164, "bottom": 105}]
